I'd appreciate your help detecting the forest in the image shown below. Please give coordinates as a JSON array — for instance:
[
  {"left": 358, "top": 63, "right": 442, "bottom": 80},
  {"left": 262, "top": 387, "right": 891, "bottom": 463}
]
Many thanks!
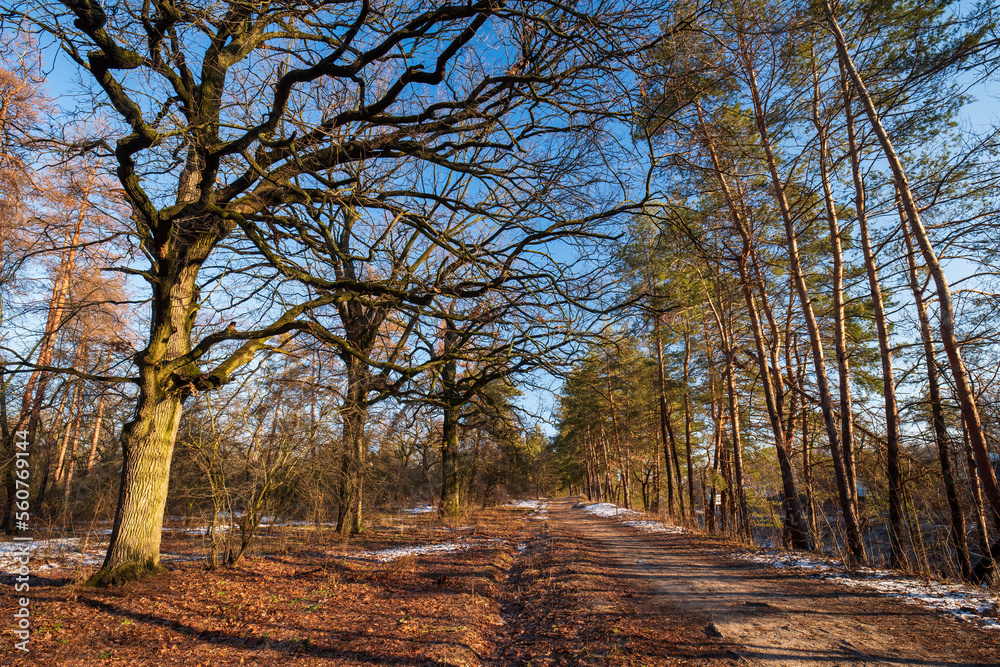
[{"left": 2, "top": 0, "right": 1000, "bottom": 663}]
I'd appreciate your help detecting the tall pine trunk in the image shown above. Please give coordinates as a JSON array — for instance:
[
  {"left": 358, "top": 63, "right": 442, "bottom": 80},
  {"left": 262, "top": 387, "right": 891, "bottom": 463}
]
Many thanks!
[
  {"left": 654, "top": 317, "right": 676, "bottom": 516},
  {"left": 740, "top": 48, "right": 865, "bottom": 563},
  {"left": 823, "top": 0, "right": 1000, "bottom": 572},
  {"left": 810, "top": 77, "right": 858, "bottom": 514},
  {"left": 904, "top": 228, "right": 971, "bottom": 579},
  {"left": 840, "top": 69, "right": 905, "bottom": 567},
  {"left": 683, "top": 326, "right": 696, "bottom": 519}
]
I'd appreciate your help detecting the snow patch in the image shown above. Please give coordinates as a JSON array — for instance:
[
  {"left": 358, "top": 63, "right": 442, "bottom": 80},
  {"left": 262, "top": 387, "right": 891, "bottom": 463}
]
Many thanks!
[
  {"left": 400, "top": 505, "right": 437, "bottom": 514},
  {"left": 581, "top": 502, "right": 641, "bottom": 518},
  {"left": 736, "top": 549, "right": 1000, "bottom": 631},
  {"left": 1, "top": 537, "right": 193, "bottom": 573},
  {"left": 621, "top": 520, "right": 686, "bottom": 535},
  {"left": 581, "top": 502, "right": 687, "bottom": 535},
  {"left": 343, "top": 542, "right": 472, "bottom": 562},
  {"left": 504, "top": 499, "right": 543, "bottom": 509}
]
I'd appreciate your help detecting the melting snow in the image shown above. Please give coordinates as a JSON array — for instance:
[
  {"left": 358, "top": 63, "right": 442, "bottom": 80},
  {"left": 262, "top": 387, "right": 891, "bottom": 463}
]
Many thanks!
[
  {"left": 621, "top": 520, "right": 686, "bottom": 535},
  {"left": 581, "top": 502, "right": 641, "bottom": 519},
  {"left": 1, "top": 536, "right": 193, "bottom": 573},
  {"left": 505, "top": 499, "right": 549, "bottom": 520},
  {"left": 401, "top": 505, "right": 437, "bottom": 514},
  {"left": 736, "top": 549, "right": 1000, "bottom": 632},
  {"left": 341, "top": 542, "right": 472, "bottom": 562},
  {"left": 581, "top": 502, "right": 687, "bottom": 534},
  {"left": 504, "top": 499, "right": 544, "bottom": 509}
]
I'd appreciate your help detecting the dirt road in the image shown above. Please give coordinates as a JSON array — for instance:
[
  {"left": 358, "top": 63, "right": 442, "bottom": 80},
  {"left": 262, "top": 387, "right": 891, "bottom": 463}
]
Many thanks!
[{"left": 504, "top": 497, "right": 1000, "bottom": 667}]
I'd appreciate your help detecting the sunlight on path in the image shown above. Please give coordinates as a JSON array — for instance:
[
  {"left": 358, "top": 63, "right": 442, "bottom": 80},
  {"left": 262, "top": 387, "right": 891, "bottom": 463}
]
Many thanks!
[
  {"left": 574, "top": 499, "right": 1000, "bottom": 632},
  {"left": 735, "top": 549, "right": 1000, "bottom": 632}
]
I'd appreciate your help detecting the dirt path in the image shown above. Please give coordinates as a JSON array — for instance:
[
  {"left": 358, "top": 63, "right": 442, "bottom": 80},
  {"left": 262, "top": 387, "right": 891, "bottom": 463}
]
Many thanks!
[{"left": 535, "top": 497, "right": 1000, "bottom": 667}]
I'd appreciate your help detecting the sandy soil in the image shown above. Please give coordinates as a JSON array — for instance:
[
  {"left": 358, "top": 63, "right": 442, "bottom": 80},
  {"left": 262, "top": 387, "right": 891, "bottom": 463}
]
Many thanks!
[{"left": 544, "top": 497, "right": 1000, "bottom": 666}]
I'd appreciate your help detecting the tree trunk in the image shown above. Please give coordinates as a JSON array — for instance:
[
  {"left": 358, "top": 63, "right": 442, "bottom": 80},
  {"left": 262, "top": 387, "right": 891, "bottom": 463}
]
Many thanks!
[
  {"left": 87, "top": 383, "right": 184, "bottom": 585},
  {"left": 903, "top": 227, "right": 971, "bottom": 579},
  {"left": 840, "top": 68, "right": 906, "bottom": 567},
  {"left": 85, "top": 391, "right": 107, "bottom": 474},
  {"left": 2, "top": 212, "right": 85, "bottom": 532},
  {"left": 683, "top": 326, "right": 696, "bottom": 519},
  {"left": 811, "top": 77, "right": 858, "bottom": 514},
  {"left": 722, "top": 346, "right": 749, "bottom": 539},
  {"left": 606, "top": 358, "right": 630, "bottom": 509},
  {"left": 655, "top": 321, "right": 676, "bottom": 516},
  {"left": 440, "top": 401, "right": 461, "bottom": 519},
  {"left": 741, "top": 49, "right": 865, "bottom": 563},
  {"left": 61, "top": 387, "right": 86, "bottom": 523},
  {"left": 825, "top": 0, "right": 1000, "bottom": 553},
  {"left": 963, "top": 419, "right": 992, "bottom": 565},
  {"left": 87, "top": 247, "right": 208, "bottom": 586},
  {"left": 55, "top": 380, "right": 84, "bottom": 487},
  {"left": 439, "top": 326, "right": 461, "bottom": 520},
  {"left": 337, "top": 356, "right": 369, "bottom": 534},
  {"left": 598, "top": 422, "right": 613, "bottom": 505},
  {"left": 802, "top": 399, "right": 818, "bottom": 548},
  {"left": 696, "top": 100, "right": 807, "bottom": 549}
]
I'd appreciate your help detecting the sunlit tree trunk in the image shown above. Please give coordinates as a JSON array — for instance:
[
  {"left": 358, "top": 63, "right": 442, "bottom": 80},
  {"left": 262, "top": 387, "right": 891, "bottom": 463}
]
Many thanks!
[
  {"left": 606, "top": 358, "right": 630, "bottom": 509},
  {"left": 682, "top": 325, "right": 695, "bottom": 519},
  {"left": 337, "top": 355, "right": 369, "bottom": 533},
  {"left": 963, "top": 421, "right": 992, "bottom": 564},
  {"left": 839, "top": 67, "right": 905, "bottom": 567},
  {"left": 824, "top": 0, "right": 1000, "bottom": 571},
  {"left": 2, "top": 208, "right": 85, "bottom": 532},
  {"left": 654, "top": 317, "right": 676, "bottom": 516},
  {"left": 89, "top": 237, "right": 223, "bottom": 586},
  {"left": 741, "top": 46, "right": 865, "bottom": 563},
  {"left": 903, "top": 227, "right": 971, "bottom": 579},
  {"left": 54, "top": 379, "right": 83, "bottom": 488},
  {"left": 598, "top": 422, "right": 613, "bottom": 505},
  {"left": 696, "top": 101, "right": 806, "bottom": 548},
  {"left": 801, "top": 392, "right": 818, "bottom": 548},
  {"left": 810, "top": 73, "right": 858, "bottom": 515},
  {"left": 439, "top": 360, "right": 461, "bottom": 520},
  {"left": 85, "top": 390, "right": 107, "bottom": 475}
]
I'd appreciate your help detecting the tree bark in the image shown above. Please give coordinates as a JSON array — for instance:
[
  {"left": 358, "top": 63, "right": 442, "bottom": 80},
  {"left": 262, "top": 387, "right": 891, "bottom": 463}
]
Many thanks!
[
  {"left": 654, "top": 318, "right": 676, "bottom": 516},
  {"left": 439, "top": 326, "right": 461, "bottom": 520},
  {"left": 2, "top": 207, "right": 86, "bottom": 532},
  {"left": 740, "top": 44, "right": 865, "bottom": 563},
  {"left": 85, "top": 390, "right": 107, "bottom": 474},
  {"left": 683, "top": 326, "right": 696, "bottom": 519},
  {"left": 824, "top": 0, "right": 1000, "bottom": 541},
  {"left": 963, "top": 419, "right": 992, "bottom": 566},
  {"left": 87, "top": 237, "right": 217, "bottom": 586},
  {"left": 606, "top": 357, "right": 631, "bottom": 509},
  {"left": 810, "top": 73, "right": 858, "bottom": 514},
  {"left": 337, "top": 356, "right": 369, "bottom": 534},
  {"left": 695, "top": 101, "right": 806, "bottom": 548},
  {"left": 904, "top": 227, "right": 972, "bottom": 579},
  {"left": 840, "top": 67, "right": 906, "bottom": 567}
]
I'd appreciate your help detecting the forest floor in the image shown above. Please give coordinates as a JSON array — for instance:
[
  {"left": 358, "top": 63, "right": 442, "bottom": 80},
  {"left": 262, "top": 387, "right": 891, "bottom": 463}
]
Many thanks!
[{"left": 4, "top": 497, "right": 1000, "bottom": 666}]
